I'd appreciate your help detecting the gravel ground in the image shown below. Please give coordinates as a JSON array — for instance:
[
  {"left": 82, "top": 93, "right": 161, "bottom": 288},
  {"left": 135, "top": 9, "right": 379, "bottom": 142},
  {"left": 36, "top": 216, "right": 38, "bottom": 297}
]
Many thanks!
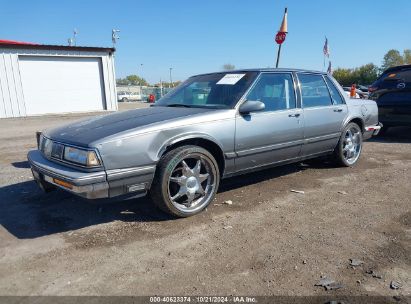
[{"left": 0, "top": 105, "right": 409, "bottom": 299}]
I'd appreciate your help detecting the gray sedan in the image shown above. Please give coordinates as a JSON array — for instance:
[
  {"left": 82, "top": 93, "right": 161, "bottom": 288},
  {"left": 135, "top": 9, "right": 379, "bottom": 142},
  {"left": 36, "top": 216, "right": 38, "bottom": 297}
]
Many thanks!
[{"left": 28, "top": 69, "right": 382, "bottom": 217}]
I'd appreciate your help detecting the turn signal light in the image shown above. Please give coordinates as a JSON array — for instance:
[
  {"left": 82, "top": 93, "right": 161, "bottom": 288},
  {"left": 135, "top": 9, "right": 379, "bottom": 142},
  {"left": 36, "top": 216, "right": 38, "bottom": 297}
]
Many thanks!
[{"left": 53, "top": 178, "right": 73, "bottom": 189}]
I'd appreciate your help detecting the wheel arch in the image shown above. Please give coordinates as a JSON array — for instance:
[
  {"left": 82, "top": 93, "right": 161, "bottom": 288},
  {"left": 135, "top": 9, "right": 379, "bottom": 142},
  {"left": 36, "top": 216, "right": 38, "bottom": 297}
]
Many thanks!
[
  {"left": 158, "top": 135, "right": 226, "bottom": 177},
  {"left": 349, "top": 117, "right": 364, "bottom": 132},
  {"left": 344, "top": 116, "right": 364, "bottom": 132}
]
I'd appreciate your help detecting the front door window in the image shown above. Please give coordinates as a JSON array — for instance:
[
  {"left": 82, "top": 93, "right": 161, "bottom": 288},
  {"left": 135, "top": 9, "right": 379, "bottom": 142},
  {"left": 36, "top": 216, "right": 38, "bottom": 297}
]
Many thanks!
[{"left": 246, "top": 73, "right": 296, "bottom": 111}]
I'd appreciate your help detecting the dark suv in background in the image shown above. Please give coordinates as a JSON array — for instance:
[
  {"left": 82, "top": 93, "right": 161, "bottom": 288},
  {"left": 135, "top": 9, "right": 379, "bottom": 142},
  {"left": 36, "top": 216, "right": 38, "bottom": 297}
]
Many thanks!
[{"left": 369, "top": 65, "right": 411, "bottom": 132}]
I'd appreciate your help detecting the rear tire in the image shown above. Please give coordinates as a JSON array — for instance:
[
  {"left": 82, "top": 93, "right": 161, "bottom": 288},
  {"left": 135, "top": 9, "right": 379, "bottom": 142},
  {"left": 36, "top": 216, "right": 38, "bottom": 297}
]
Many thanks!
[
  {"left": 333, "top": 122, "right": 363, "bottom": 167},
  {"left": 150, "top": 145, "right": 220, "bottom": 217},
  {"left": 122, "top": 97, "right": 128, "bottom": 102}
]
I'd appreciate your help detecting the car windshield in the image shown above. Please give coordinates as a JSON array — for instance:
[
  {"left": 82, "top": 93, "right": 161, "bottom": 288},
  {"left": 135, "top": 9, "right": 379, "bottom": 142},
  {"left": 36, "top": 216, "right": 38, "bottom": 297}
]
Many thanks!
[{"left": 155, "top": 72, "right": 259, "bottom": 109}]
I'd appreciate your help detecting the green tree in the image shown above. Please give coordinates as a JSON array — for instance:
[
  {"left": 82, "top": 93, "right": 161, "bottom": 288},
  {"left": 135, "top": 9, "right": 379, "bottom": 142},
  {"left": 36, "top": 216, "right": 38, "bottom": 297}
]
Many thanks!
[
  {"left": 403, "top": 49, "right": 411, "bottom": 65},
  {"left": 116, "top": 78, "right": 129, "bottom": 85},
  {"left": 222, "top": 64, "right": 235, "bottom": 71},
  {"left": 126, "top": 75, "right": 149, "bottom": 86},
  {"left": 154, "top": 81, "right": 182, "bottom": 88},
  {"left": 381, "top": 49, "right": 404, "bottom": 71},
  {"left": 333, "top": 63, "right": 379, "bottom": 86},
  {"left": 354, "top": 63, "right": 379, "bottom": 85},
  {"left": 332, "top": 68, "right": 355, "bottom": 86},
  {"left": 116, "top": 75, "right": 149, "bottom": 86}
]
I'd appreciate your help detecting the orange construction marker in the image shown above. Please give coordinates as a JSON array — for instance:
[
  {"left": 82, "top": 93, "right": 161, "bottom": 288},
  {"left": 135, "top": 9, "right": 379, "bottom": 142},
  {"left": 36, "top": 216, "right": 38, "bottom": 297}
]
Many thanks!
[{"left": 350, "top": 84, "right": 356, "bottom": 98}]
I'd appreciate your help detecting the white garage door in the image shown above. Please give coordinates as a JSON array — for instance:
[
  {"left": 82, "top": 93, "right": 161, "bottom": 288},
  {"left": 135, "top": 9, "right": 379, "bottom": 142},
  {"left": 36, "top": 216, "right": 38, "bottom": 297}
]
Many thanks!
[{"left": 19, "top": 56, "right": 106, "bottom": 115}]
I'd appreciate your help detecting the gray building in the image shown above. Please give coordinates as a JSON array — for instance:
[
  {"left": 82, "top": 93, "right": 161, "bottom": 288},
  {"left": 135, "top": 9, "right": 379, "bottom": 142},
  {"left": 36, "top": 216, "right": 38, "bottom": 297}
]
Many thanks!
[{"left": 0, "top": 41, "right": 117, "bottom": 118}]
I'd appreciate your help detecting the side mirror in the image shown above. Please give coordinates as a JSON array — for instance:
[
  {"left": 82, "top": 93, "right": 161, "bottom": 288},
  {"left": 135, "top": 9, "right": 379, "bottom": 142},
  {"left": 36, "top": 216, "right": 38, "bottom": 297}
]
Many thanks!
[{"left": 239, "top": 100, "right": 265, "bottom": 114}]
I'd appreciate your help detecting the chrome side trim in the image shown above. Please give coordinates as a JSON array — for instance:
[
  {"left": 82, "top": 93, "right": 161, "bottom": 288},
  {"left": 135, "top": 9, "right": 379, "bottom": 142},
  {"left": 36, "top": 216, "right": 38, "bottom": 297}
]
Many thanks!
[
  {"left": 304, "top": 132, "right": 341, "bottom": 144},
  {"left": 224, "top": 152, "right": 237, "bottom": 159},
  {"left": 106, "top": 165, "right": 156, "bottom": 181},
  {"left": 234, "top": 133, "right": 339, "bottom": 158},
  {"left": 236, "top": 139, "right": 304, "bottom": 157}
]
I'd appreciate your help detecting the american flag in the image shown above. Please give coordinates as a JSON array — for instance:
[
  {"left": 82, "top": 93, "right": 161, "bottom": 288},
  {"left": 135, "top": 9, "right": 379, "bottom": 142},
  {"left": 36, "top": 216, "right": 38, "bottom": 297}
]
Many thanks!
[
  {"left": 327, "top": 61, "right": 332, "bottom": 74},
  {"left": 323, "top": 37, "right": 330, "bottom": 57}
]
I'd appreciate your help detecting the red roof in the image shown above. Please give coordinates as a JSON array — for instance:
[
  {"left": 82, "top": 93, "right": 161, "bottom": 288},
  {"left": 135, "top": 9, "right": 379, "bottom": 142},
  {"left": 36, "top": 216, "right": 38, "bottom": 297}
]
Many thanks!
[{"left": 0, "top": 39, "right": 38, "bottom": 45}]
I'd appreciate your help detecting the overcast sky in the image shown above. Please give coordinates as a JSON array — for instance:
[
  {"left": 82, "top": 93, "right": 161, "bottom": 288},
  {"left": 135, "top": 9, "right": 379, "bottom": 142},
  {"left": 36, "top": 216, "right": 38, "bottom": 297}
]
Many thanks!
[{"left": 1, "top": 0, "right": 410, "bottom": 83}]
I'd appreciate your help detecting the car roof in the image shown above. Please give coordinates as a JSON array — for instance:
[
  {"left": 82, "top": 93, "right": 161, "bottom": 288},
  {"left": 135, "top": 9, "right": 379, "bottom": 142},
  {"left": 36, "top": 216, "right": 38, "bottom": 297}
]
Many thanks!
[
  {"left": 192, "top": 68, "right": 327, "bottom": 77},
  {"left": 382, "top": 64, "right": 411, "bottom": 75}
]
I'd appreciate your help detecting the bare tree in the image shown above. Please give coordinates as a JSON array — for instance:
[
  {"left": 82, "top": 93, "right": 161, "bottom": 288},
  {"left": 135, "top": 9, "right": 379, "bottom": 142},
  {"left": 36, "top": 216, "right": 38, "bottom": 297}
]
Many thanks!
[{"left": 222, "top": 64, "right": 235, "bottom": 71}]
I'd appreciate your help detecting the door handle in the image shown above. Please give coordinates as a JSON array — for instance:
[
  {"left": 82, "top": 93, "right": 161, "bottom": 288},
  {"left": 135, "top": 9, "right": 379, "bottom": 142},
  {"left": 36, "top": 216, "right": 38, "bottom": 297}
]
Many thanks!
[
  {"left": 333, "top": 108, "right": 343, "bottom": 112},
  {"left": 288, "top": 113, "right": 301, "bottom": 117}
]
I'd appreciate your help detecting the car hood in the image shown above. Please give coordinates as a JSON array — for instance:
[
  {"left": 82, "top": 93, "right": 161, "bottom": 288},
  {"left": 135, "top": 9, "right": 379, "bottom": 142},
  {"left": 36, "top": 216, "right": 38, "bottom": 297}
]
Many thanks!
[{"left": 44, "top": 106, "right": 213, "bottom": 147}]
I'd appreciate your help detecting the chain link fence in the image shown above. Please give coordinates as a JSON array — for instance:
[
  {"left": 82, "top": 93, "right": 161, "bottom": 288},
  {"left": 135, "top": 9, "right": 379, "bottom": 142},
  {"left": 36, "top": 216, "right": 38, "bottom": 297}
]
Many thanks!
[{"left": 116, "top": 85, "right": 174, "bottom": 102}]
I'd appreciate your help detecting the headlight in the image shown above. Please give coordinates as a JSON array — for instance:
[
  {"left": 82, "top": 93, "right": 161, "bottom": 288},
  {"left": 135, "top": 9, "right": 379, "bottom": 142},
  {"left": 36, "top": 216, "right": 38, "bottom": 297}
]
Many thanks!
[
  {"left": 42, "top": 137, "right": 53, "bottom": 158},
  {"left": 63, "top": 147, "right": 100, "bottom": 167}
]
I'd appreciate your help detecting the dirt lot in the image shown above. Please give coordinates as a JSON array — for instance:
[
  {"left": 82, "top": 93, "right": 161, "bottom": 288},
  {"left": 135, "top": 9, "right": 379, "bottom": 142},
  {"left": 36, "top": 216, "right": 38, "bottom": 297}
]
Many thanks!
[{"left": 0, "top": 103, "right": 410, "bottom": 299}]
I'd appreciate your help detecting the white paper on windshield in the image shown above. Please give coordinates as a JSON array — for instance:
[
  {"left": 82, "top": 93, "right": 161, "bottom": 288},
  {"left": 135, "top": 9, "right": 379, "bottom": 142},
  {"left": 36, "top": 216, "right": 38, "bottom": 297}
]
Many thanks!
[{"left": 216, "top": 73, "right": 246, "bottom": 85}]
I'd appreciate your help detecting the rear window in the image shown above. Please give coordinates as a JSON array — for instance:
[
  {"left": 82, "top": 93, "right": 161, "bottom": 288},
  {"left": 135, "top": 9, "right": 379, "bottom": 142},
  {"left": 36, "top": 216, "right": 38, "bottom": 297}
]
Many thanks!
[
  {"left": 378, "top": 67, "right": 411, "bottom": 83},
  {"left": 390, "top": 69, "right": 411, "bottom": 82}
]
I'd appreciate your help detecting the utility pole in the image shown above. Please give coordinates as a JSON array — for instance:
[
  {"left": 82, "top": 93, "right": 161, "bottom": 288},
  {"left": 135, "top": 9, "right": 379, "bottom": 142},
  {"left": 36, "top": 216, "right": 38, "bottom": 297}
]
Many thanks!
[
  {"left": 112, "top": 29, "right": 120, "bottom": 48},
  {"left": 275, "top": 8, "right": 288, "bottom": 68},
  {"left": 68, "top": 28, "right": 77, "bottom": 46},
  {"left": 169, "top": 67, "right": 173, "bottom": 88},
  {"left": 73, "top": 28, "right": 78, "bottom": 46}
]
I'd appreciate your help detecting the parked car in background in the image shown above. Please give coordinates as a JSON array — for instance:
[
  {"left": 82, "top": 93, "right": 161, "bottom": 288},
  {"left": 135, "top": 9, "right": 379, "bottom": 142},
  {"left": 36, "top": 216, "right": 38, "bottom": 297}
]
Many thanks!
[
  {"left": 147, "top": 94, "right": 156, "bottom": 103},
  {"left": 342, "top": 87, "right": 368, "bottom": 99},
  {"left": 117, "top": 91, "right": 142, "bottom": 102},
  {"left": 369, "top": 64, "right": 411, "bottom": 131},
  {"left": 28, "top": 69, "right": 381, "bottom": 217},
  {"left": 356, "top": 84, "right": 370, "bottom": 93}
]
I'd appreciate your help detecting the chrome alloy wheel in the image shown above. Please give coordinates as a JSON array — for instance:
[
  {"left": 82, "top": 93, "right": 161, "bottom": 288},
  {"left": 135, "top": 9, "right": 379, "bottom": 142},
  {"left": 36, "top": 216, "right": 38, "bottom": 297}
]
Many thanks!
[
  {"left": 167, "top": 156, "right": 216, "bottom": 213},
  {"left": 343, "top": 127, "right": 362, "bottom": 165}
]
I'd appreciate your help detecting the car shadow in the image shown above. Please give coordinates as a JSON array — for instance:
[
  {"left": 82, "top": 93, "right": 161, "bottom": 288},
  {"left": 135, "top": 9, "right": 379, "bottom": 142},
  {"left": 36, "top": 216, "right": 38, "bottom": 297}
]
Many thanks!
[
  {"left": 0, "top": 180, "right": 171, "bottom": 239},
  {"left": 219, "top": 163, "right": 304, "bottom": 193},
  {"left": 368, "top": 126, "right": 411, "bottom": 144},
  {"left": 0, "top": 160, "right": 336, "bottom": 240},
  {"left": 11, "top": 160, "right": 31, "bottom": 168}
]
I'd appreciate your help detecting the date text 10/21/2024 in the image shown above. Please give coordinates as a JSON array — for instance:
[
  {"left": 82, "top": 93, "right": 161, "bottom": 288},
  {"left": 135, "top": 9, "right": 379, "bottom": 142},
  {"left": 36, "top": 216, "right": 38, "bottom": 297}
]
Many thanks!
[{"left": 149, "top": 296, "right": 257, "bottom": 303}]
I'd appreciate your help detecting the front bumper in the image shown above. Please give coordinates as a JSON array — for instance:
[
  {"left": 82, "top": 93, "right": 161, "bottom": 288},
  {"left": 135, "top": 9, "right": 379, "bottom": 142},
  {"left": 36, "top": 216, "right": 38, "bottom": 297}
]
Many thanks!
[{"left": 28, "top": 150, "right": 155, "bottom": 199}]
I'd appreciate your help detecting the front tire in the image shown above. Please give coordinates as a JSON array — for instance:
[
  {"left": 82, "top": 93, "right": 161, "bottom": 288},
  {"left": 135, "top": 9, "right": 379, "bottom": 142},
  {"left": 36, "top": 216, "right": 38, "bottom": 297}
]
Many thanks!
[
  {"left": 333, "top": 122, "right": 363, "bottom": 167},
  {"left": 150, "top": 145, "right": 220, "bottom": 217}
]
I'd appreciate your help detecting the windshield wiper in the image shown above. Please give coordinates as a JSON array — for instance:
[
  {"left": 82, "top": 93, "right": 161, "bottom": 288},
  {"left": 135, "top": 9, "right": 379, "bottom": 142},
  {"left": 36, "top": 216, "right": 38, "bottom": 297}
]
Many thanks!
[{"left": 165, "top": 104, "right": 192, "bottom": 108}]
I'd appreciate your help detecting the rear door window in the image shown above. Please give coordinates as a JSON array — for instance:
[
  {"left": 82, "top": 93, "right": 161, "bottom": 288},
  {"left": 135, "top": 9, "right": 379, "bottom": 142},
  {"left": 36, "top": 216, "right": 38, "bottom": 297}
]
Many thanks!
[
  {"left": 298, "top": 74, "right": 333, "bottom": 108},
  {"left": 324, "top": 76, "right": 345, "bottom": 104}
]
